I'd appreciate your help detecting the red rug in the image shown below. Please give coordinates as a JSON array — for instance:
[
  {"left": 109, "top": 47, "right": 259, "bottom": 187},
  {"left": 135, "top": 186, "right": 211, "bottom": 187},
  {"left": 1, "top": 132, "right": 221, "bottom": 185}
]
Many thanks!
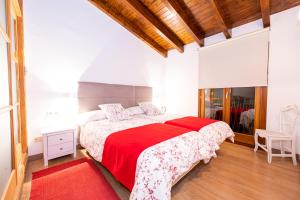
[{"left": 30, "top": 158, "right": 120, "bottom": 200}]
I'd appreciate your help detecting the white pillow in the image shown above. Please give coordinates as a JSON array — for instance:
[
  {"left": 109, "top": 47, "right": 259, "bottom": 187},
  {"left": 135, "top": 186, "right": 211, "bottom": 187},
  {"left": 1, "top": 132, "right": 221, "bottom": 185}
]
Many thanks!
[
  {"left": 138, "top": 102, "right": 162, "bottom": 116},
  {"left": 78, "top": 110, "right": 107, "bottom": 125},
  {"left": 124, "top": 106, "right": 144, "bottom": 116},
  {"left": 98, "top": 103, "right": 130, "bottom": 121}
]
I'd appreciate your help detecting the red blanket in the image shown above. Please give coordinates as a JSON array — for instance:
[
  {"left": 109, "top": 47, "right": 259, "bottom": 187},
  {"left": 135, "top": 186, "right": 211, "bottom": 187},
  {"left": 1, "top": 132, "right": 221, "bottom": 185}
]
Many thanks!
[
  {"left": 165, "top": 116, "right": 218, "bottom": 131},
  {"left": 102, "top": 123, "right": 191, "bottom": 191}
]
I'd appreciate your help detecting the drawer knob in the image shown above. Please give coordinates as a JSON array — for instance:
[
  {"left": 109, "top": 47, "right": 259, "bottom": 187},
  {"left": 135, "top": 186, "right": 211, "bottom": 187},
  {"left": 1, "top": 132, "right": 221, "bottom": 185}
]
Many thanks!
[
  {"left": 59, "top": 138, "right": 63, "bottom": 141},
  {"left": 60, "top": 148, "right": 63, "bottom": 150}
]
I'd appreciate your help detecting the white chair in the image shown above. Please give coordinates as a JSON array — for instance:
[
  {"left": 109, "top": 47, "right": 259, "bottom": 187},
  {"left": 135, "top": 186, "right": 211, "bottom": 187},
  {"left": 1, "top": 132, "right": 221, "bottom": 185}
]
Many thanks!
[{"left": 254, "top": 105, "right": 300, "bottom": 166}]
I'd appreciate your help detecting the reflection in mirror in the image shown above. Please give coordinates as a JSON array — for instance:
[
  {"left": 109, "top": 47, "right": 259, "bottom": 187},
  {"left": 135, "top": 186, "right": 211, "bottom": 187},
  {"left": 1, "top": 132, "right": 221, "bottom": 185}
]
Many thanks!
[
  {"left": 230, "top": 87, "right": 255, "bottom": 134},
  {"left": 204, "top": 88, "right": 223, "bottom": 120}
]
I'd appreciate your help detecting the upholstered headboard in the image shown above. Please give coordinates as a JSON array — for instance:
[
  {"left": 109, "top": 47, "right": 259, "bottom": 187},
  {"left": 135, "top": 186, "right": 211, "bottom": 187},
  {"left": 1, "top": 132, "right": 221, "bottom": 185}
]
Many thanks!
[{"left": 78, "top": 82, "right": 152, "bottom": 113}]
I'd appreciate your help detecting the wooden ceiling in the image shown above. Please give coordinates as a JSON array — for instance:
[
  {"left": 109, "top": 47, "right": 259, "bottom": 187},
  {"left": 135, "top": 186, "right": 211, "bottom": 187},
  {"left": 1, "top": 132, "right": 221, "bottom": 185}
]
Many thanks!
[{"left": 89, "top": 0, "right": 300, "bottom": 57}]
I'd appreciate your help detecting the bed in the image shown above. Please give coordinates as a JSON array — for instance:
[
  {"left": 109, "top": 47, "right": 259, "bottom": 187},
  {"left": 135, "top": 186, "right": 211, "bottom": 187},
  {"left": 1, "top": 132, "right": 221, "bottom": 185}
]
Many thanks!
[
  {"left": 77, "top": 82, "right": 234, "bottom": 200},
  {"left": 135, "top": 114, "right": 234, "bottom": 145}
]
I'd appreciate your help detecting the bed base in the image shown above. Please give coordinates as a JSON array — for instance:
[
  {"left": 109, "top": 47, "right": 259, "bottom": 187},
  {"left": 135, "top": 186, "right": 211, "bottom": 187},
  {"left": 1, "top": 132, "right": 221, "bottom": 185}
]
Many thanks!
[{"left": 172, "top": 160, "right": 201, "bottom": 186}]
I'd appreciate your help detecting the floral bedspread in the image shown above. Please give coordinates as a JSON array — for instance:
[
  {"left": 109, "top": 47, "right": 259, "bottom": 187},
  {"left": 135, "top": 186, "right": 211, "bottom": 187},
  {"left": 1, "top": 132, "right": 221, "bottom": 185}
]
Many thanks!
[
  {"left": 80, "top": 118, "right": 234, "bottom": 200},
  {"left": 200, "top": 121, "right": 234, "bottom": 145}
]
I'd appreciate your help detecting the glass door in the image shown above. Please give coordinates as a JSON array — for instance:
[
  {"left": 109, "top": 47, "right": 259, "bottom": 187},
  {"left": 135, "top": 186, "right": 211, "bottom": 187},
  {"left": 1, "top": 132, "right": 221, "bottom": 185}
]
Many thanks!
[
  {"left": 0, "top": 0, "right": 13, "bottom": 196},
  {"left": 0, "top": 0, "right": 27, "bottom": 199},
  {"left": 204, "top": 88, "right": 224, "bottom": 120}
]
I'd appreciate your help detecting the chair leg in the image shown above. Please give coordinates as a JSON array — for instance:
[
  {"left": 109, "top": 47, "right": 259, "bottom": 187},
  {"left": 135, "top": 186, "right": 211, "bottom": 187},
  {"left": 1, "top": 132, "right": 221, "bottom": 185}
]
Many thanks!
[
  {"left": 280, "top": 141, "right": 284, "bottom": 154},
  {"left": 292, "top": 140, "right": 298, "bottom": 166},
  {"left": 254, "top": 132, "right": 258, "bottom": 152},
  {"left": 267, "top": 138, "right": 272, "bottom": 164}
]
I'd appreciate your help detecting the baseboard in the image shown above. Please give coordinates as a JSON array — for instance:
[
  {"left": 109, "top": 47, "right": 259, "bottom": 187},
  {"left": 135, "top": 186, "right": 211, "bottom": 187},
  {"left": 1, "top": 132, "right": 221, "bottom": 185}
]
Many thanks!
[
  {"left": 28, "top": 153, "right": 43, "bottom": 161},
  {"left": 28, "top": 144, "right": 84, "bottom": 161}
]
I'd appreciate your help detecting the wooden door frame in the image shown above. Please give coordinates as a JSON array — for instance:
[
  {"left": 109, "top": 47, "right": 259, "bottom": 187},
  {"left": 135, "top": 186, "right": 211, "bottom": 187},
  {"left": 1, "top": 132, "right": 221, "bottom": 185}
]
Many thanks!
[
  {"left": 198, "top": 89, "right": 205, "bottom": 117},
  {"left": 1, "top": 0, "right": 27, "bottom": 200},
  {"left": 223, "top": 88, "right": 230, "bottom": 123},
  {"left": 198, "top": 88, "right": 227, "bottom": 121}
]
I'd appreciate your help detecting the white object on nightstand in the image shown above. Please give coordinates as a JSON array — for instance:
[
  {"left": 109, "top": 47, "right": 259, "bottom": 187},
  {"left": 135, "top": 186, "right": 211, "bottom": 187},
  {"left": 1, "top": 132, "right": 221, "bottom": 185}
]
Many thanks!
[{"left": 42, "top": 125, "right": 77, "bottom": 166}]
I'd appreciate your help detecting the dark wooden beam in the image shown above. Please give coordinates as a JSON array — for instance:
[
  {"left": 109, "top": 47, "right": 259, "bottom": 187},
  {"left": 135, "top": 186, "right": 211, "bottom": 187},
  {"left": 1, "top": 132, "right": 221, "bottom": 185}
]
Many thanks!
[
  {"left": 89, "top": 0, "right": 168, "bottom": 57},
  {"left": 260, "top": 0, "right": 270, "bottom": 27},
  {"left": 164, "top": 0, "right": 205, "bottom": 47},
  {"left": 121, "top": 0, "right": 184, "bottom": 53},
  {"left": 206, "top": 0, "right": 231, "bottom": 39}
]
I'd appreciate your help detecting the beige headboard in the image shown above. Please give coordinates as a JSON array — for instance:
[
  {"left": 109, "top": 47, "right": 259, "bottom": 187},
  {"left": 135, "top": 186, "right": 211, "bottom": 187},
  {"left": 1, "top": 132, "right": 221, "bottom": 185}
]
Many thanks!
[{"left": 78, "top": 82, "right": 152, "bottom": 113}]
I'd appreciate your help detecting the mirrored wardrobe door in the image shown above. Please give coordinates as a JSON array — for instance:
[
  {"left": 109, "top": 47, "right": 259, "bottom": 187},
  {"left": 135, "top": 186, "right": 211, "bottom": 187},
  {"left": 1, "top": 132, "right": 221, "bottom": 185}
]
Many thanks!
[
  {"left": 229, "top": 87, "right": 255, "bottom": 135},
  {"left": 199, "top": 87, "right": 267, "bottom": 145}
]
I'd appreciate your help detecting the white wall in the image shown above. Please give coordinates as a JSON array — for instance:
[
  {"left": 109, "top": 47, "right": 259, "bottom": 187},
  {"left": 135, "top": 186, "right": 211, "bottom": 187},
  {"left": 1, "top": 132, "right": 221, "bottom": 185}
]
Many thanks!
[
  {"left": 267, "top": 6, "right": 300, "bottom": 153},
  {"left": 164, "top": 6, "right": 300, "bottom": 153},
  {"left": 164, "top": 43, "right": 199, "bottom": 116},
  {"left": 24, "top": 0, "right": 166, "bottom": 156},
  {"left": 25, "top": 1, "right": 300, "bottom": 155},
  {"left": 164, "top": 20, "right": 263, "bottom": 116}
]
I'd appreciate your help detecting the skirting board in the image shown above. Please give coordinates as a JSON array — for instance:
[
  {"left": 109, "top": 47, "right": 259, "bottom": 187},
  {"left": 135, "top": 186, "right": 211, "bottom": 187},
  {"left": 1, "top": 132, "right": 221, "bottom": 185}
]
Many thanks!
[
  {"left": 28, "top": 144, "right": 84, "bottom": 161},
  {"left": 28, "top": 144, "right": 300, "bottom": 162}
]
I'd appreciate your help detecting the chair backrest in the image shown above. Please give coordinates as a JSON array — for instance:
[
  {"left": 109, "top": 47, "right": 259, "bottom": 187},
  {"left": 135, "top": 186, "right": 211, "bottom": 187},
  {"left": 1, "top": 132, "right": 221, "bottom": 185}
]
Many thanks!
[{"left": 280, "top": 105, "right": 300, "bottom": 137}]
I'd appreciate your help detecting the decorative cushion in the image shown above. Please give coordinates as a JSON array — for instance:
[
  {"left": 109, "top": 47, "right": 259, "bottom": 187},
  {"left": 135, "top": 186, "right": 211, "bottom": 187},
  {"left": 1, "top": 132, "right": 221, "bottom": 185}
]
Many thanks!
[
  {"left": 124, "top": 106, "right": 144, "bottom": 116},
  {"left": 138, "top": 102, "right": 162, "bottom": 116},
  {"left": 98, "top": 104, "right": 130, "bottom": 121}
]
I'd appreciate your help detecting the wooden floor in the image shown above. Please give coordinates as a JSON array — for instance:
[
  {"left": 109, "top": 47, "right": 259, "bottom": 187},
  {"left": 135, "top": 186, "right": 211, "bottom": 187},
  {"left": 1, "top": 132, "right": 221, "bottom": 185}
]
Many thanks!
[{"left": 20, "top": 142, "right": 300, "bottom": 200}]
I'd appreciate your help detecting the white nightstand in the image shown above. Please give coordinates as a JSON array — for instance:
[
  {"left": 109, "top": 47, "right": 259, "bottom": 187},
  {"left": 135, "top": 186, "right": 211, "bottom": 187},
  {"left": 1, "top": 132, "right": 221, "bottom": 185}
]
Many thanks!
[{"left": 42, "top": 126, "right": 77, "bottom": 166}]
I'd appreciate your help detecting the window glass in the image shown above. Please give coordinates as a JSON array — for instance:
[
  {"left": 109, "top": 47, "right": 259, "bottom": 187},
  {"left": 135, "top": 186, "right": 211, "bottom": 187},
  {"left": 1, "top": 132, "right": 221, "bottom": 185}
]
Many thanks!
[
  {"left": 0, "top": 112, "right": 12, "bottom": 197},
  {"left": 0, "top": 0, "right": 9, "bottom": 107},
  {"left": 0, "top": 0, "right": 6, "bottom": 32},
  {"left": 0, "top": 1, "right": 13, "bottom": 196}
]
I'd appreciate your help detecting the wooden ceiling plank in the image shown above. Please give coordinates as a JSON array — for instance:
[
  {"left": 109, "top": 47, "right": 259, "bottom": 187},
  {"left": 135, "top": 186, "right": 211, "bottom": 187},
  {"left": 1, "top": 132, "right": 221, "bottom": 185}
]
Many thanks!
[
  {"left": 163, "top": 0, "right": 205, "bottom": 47},
  {"left": 89, "top": 0, "right": 168, "bottom": 57},
  {"left": 260, "top": 0, "right": 270, "bottom": 27},
  {"left": 121, "top": 0, "right": 184, "bottom": 53},
  {"left": 206, "top": 0, "right": 232, "bottom": 39}
]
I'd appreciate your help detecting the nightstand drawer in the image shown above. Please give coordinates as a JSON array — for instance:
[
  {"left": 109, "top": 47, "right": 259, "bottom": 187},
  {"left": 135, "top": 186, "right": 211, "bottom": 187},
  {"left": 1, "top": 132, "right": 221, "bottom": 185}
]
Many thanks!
[
  {"left": 48, "top": 142, "right": 74, "bottom": 157},
  {"left": 48, "top": 131, "right": 73, "bottom": 146}
]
